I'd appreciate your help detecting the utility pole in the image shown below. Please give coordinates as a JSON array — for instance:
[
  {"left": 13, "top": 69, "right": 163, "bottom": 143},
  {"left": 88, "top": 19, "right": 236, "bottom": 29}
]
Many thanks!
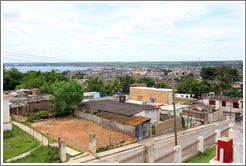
[
  {"left": 172, "top": 76, "right": 178, "bottom": 146},
  {"left": 230, "top": 88, "right": 232, "bottom": 119}
]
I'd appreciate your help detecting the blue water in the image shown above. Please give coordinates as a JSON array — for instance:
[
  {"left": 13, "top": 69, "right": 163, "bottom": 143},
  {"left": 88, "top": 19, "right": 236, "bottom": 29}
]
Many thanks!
[{"left": 4, "top": 66, "right": 93, "bottom": 73}]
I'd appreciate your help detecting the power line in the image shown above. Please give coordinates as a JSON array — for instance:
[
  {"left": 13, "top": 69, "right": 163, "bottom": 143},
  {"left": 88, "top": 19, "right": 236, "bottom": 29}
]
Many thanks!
[{"left": 3, "top": 51, "right": 81, "bottom": 62}]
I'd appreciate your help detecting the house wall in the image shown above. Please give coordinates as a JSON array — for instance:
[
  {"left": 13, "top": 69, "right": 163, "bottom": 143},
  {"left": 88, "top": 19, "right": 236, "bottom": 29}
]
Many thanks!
[
  {"left": 28, "top": 100, "right": 51, "bottom": 112},
  {"left": 130, "top": 87, "right": 173, "bottom": 104},
  {"left": 204, "top": 99, "right": 241, "bottom": 113},
  {"left": 3, "top": 99, "right": 10, "bottom": 123},
  {"left": 134, "top": 109, "right": 160, "bottom": 123},
  {"left": 74, "top": 110, "right": 136, "bottom": 137}
]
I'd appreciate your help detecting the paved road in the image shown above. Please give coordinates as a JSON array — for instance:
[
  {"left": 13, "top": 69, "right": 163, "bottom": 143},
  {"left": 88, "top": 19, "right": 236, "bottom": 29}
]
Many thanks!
[{"left": 67, "top": 119, "right": 232, "bottom": 163}]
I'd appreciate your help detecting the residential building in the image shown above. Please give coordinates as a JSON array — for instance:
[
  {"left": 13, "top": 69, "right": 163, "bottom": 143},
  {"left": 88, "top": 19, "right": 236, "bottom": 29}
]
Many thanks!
[
  {"left": 3, "top": 94, "right": 12, "bottom": 131},
  {"left": 203, "top": 96, "right": 243, "bottom": 113},
  {"left": 130, "top": 87, "right": 173, "bottom": 104},
  {"left": 79, "top": 100, "right": 159, "bottom": 140}
]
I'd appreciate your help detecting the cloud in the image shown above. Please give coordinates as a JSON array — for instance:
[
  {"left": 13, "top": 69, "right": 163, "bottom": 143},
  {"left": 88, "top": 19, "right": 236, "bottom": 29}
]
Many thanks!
[{"left": 2, "top": 1, "right": 244, "bottom": 62}]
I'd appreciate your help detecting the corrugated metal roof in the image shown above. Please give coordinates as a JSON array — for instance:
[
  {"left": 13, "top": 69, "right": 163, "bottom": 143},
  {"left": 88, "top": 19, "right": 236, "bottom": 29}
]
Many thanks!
[{"left": 98, "top": 112, "right": 150, "bottom": 126}]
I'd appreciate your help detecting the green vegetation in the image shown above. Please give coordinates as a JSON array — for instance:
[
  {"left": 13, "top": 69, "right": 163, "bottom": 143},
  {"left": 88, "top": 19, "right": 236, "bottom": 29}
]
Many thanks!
[
  {"left": 3, "top": 66, "right": 24, "bottom": 91},
  {"left": 181, "top": 114, "right": 185, "bottom": 128},
  {"left": 21, "top": 122, "right": 57, "bottom": 143},
  {"left": 84, "top": 76, "right": 106, "bottom": 97},
  {"left": 176, "top": 76, "right": 212, "bottom": 97},
  {"left": 152, "top": 125, "right": 156, "bottom": 135},
  {"left": 3, "top": 125, "right": 40, "bottom": 161},
  {"left": 10, "top": 146, "right": 60, "bottom": 163},
  {"left": 83, "top": 109, "right": 89, "bottom": 113},
  {"left": 50, "top": 80, "right": 84, "bottom": 116},
  {"left": 184, "top": 145, "right": 216, "bottom": 163},
  {"left": 136, "top": 77, "right": 155, "bottom": 87}
]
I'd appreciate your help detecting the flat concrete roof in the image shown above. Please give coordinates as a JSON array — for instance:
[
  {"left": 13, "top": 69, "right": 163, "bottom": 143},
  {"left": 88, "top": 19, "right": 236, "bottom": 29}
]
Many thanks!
[{"left": 130, "top": 87, "right": 173, "bottom": 91}]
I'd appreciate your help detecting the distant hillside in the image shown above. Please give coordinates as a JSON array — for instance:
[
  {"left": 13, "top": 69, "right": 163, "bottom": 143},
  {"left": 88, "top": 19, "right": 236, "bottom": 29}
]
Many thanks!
[{"left": 4, "top": 60, "right": 243, "bottom": 68}]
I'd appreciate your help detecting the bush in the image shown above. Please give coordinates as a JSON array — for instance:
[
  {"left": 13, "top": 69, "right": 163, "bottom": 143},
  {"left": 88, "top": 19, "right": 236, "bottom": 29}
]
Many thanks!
[
  {"left": 152, "top": 125, "right": 156, "bottom": 135},
  {"left": 27, "top": 117, "right": 34, "bottom": 123},
  {"left": 3, "top": 130, "right": 13, "bottom": 138},
  {"left": 91, "top": 110, "right": 99, "bottom": 115},
  {"left": 181, "top": 114, "right": 185, "bottom": 128},
  {"left": 83, "top": 109, "right": 89, "bottom": 113},
  {"left": 35, "top": 110, "right": 49, "bottom": 117}
]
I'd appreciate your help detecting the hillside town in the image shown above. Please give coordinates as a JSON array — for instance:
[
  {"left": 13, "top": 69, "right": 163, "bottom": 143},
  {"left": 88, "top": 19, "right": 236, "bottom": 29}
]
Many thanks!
[{"left": 2, "top": 1, "right": 244, "bottom": 165}]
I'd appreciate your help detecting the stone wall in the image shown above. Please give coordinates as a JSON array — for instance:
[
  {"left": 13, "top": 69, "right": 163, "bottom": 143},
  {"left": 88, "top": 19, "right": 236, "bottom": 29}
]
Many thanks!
[
  {"left": 156, "top": 116, "right": 182, "bottom": 136},
  {"left": 129, "top": 87, "right": 173, "bottom": 104},
  {"left": 74, "top": 110, "right": 136, "bottom": 137},
  {"left": 208, "top": 110, "right": 226, "bottom": 122}
]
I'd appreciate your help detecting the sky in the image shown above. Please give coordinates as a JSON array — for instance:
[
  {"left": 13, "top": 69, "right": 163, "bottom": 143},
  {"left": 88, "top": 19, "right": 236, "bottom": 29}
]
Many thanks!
[{"left": 2, "top": 1, "right": 245, "bottom": 63}]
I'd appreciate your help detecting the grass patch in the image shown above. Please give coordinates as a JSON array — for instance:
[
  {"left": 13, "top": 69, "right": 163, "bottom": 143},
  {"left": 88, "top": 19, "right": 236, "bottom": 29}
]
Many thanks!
[
  {"left": 3, "top": 124, "right": 40, "bottom": 161},
  {"left": 184, "top": 145, "right": 216, "bottom": 163},
  {"left": 21, "top": 122, "right": 57, "bottom": 143},
  {"left": 10, "top": 146, "right": 60, "bottom": 163}
]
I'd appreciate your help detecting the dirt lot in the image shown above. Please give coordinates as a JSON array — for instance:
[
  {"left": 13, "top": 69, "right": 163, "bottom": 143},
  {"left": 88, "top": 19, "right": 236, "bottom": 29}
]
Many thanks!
[{"left": 31, "top": 117, "right": 136, "bottom": 152}]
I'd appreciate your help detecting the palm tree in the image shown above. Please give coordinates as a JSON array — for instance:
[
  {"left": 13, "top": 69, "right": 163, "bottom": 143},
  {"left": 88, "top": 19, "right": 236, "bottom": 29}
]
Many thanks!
[
  {"left": 110, "top": 78, "right": 122, "bottom": 94},
  {"left": 214, "top": 73, "right": 233, "bottom": 95}
]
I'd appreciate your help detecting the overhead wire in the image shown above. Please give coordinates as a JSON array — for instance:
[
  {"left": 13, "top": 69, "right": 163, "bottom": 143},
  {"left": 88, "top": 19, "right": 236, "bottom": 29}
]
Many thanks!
[{"left": 3, "top": 51, "right": 81, "bottom": 62}]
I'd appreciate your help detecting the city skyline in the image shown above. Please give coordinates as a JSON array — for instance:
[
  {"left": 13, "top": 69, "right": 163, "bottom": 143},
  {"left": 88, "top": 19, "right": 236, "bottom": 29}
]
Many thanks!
[{"left": 2, "top": 1, "right": 245, "bottom": 63}]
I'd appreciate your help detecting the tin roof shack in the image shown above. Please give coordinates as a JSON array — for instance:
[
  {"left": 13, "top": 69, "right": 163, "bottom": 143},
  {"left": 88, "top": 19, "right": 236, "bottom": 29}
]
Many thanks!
[
  {"left": 130, "top": 87, "right": 173, "bottom": 104},
  {"left": 203, "top": 96, "right": 243, "bottom": 113},
  {"left": 79, "top": 100, "right": 160, "bottom": 140},
  {"left": 7, "top": 89, "right": 52, "bottom": 116}
]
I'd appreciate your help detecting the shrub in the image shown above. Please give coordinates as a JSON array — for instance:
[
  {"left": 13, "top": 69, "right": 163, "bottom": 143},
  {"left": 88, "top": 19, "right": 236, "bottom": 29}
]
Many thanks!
[
  {"left": 181, "top": 114, "right": 185, "bottom": 128},
  {"left": 83, "top": 109, "right": 89, "bottom": 113},
  {"left": 91, "top": 110, "right": 99, "bottom": 115},
  {"left": 35, "top": 110, "right": 49, "bottom": 117},
  {"left": 152, "top": 125, "right": 156, "bottom": 135},
  {"left": 27, "top": 117, "right": 34, "bottom": 123},
  {"left": 3, "top": 130, "right": 13, "bottom": 138}
]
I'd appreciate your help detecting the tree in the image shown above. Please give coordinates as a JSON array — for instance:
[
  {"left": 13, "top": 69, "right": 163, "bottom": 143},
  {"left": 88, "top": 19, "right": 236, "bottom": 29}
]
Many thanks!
[
  {"left": 136, "top": 77, "right": 155, "bottom": 87},
  {"left": 200, "top": 67, "right": 216, "bottom": 80},
  {"left": 16, "top": 70, "right": 45, "bottom": 89},
  {"left": 118, "top": 75, "right": 135, "bottom": 94},
  {"left": 223, "top": 88, "right": 243, "bottom": 98},
  {"left": 176, "top": 76, "right": 212, "bottom": 97},
  {"left": 110, "top": 78, "right": 122, "bottom": 94},
  {"left": 3, "top": 67, "right": 24, "bottom": 90},
  {"left": 213, "top": 73, "right": 233, "bottom": 96},
  {"left": 84, "top": 77, "right": 106, "bottom": 97},
  {"left": 159, "top": 81, "right": 171, "bottom": 89},
  {"left": 50, "top": 80, "right": 84, "bottom": 115}
]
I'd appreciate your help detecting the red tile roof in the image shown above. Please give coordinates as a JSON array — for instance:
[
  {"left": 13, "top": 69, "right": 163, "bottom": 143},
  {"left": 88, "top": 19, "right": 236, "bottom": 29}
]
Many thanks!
[{"left": 3, "top": 94, "right": 11, "bottom": 98}]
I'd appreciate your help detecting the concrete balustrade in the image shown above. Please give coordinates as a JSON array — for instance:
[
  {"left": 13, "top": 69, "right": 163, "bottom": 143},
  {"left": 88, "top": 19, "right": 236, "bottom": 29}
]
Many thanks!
[
  {"left": 143, "top": 142, "right": 154, "bottom": 163},
  {"left": 174, "top": 145, "right": 182, "bottom": 163},
  {"left": 198, "top": 136, "right": 204, "bottom": 153},
  {"left": 89, "top": 133, "right": 96, "bottom": 154},
  {"left": 215, "top": 130, "right": 221, "bottom": 143},
  {"left": 59, "top": 141, "right": 66, "bottom": 162}
]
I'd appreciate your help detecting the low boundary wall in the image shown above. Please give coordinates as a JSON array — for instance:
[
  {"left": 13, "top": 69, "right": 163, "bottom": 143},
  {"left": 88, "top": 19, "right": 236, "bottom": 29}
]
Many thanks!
[{"left": 74, "top": 110, "right": 136, "bottom": 137}]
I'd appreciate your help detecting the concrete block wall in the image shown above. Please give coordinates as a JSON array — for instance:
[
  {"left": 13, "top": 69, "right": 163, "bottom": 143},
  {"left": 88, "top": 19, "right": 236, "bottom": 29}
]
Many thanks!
[
  {"left": 74, "top": 110, "right": 136, "bottom": 137},
  {"left": 129, "top": 87, "right": 173, "bottom": 104},
  {"left": 156, "top": 117, "right": 182, "bottom": 136}
]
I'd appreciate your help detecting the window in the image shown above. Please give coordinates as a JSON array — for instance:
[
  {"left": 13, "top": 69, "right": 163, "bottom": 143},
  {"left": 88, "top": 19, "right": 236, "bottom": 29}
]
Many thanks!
[
  {"left": 233, "top": 102, "right": 239, "bottom": 108},
  {"left": 209, "top": 100, "right": 215, "bottom": 105},
  {"left": 222, "top": 101, "right": 226, "bottom": 107}
]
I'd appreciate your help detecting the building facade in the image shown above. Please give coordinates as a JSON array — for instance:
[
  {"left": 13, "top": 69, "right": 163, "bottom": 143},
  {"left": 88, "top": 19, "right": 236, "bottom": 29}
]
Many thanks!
[
  {"left": 3, "top": 94, "right": 12, "bottom": 131},
  {"left": 130, "top": 87, "right": 173, "bottom": 104}
]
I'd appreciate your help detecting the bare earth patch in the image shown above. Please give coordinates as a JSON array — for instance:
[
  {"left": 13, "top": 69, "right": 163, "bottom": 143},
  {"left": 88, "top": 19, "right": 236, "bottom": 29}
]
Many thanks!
[{"left": 31, "top": 117, "right": 136, "bottom": 152}]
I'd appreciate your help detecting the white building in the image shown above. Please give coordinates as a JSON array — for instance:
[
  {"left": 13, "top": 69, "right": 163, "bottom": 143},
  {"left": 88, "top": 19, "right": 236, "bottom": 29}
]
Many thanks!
[
  {"left": 203, "top": 96, "right": 243, "bottom": 113},
  {"left": 3, "top": 94, "right": 12, "bottom": 131}
]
